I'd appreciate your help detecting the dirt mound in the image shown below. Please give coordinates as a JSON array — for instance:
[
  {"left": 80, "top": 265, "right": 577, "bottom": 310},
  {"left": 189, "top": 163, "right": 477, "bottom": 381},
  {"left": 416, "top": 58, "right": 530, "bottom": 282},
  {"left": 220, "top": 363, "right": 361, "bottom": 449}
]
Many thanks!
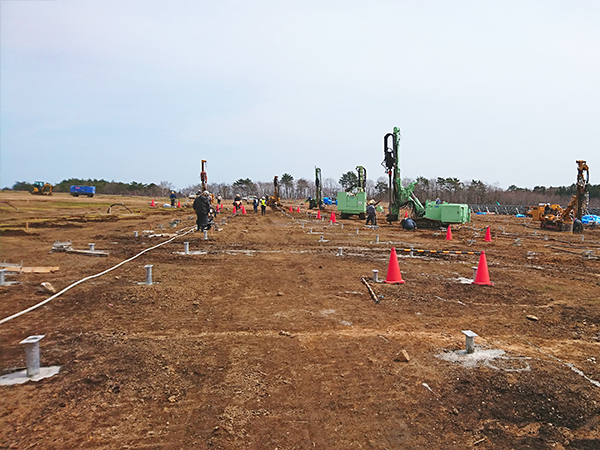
[{"left": 0, "top": 192, "right": 599, "bottom": 449}]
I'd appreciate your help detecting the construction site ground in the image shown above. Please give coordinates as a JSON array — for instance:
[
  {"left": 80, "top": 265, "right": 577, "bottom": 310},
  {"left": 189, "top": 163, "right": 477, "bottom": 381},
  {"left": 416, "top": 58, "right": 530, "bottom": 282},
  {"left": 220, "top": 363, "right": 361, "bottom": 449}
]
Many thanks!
[{"left": 1, "top": 191, "right": 599, "bottom": 450}]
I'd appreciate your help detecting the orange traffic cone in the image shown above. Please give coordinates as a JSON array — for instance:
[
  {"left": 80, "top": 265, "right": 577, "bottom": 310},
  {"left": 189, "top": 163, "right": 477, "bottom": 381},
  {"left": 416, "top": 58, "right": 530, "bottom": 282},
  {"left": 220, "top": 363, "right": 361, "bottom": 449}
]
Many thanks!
[
  {"left": 150, "top": 199, "right": 155, "bottom": 207},
  {"left": 289, "top": 206, "right": 293, "bottom": 212},
  {"left": 241, "top": 205, "right": 247, "bottom": 214},
  {"left": 177, "top": 200, "right": 181, "bottom": 208},
  {"left": 233, "top": 206, "right": 237, "bottom": 214},
  {"left": 330, "top": 212, "right": 337, "bottom": 224},
  {"left": 317, "top": 210, "right": 321, "bottom": 220},
  {"left": 296, "top": 206, "right": 300, "bottom": 213},
  {"left": 385, "top": 247, "right": 405, "bottom": 284},
  {"left": 484, "top": 226, "right": 492, "bottom": 242},
  {"left": 445, "top": 225, "right": 452, "bottom": 241},
  {"left": 472, "top": 251, "right": 493, "bottom": 286}
]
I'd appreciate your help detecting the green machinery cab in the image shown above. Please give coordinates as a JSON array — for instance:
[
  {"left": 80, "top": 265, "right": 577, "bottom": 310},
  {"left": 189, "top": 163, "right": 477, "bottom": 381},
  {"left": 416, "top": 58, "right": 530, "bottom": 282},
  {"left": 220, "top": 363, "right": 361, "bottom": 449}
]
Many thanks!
[
  {"left": 337, "top": 191, "right": 367, "bottom": 219},
  {"left": 421, "top": 200, "right": 471, "bottom": 224},
  {"left": 337, "top": 166, "right": 367, "bottom": 219}
]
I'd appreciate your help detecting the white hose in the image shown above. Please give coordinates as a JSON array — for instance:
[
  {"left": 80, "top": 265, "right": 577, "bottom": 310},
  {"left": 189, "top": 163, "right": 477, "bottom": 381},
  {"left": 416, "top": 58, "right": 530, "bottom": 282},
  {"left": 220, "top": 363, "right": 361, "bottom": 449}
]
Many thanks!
[{"left": 0, "top": 227, "right": 195, "bottom": 325}]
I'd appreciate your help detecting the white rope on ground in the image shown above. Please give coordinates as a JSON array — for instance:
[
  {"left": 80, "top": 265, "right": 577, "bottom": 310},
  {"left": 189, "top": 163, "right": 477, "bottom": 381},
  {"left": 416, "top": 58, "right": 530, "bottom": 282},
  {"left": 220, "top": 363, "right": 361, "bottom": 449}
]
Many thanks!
[
  {"left": 523, "top": 338, "right": 600, "bottom": 388},
  {"left": 0, "top": 227, "right": 196, "bottom": 325}
]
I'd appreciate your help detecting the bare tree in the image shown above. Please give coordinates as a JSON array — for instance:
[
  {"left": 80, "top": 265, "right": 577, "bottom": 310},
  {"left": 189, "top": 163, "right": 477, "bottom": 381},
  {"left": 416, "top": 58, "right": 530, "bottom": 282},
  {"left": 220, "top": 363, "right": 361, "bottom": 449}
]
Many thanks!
[
  {"left": 158, "top": 180, "right": 174, "bottom": 197},
  {"left": 256, "top": 181, "right": 273, "bottom": 198},
  {"left": 322, "top": 178, "right": 341, "bottom": 198},
  {"left": 210, "top": 182, "right": 232, "bottom": 200},
  {"left": 365, "top": 179, "right": 376, "bottom": 199},
  {"left": 182, "top": 183, "right": 203, "bottom": 197}
]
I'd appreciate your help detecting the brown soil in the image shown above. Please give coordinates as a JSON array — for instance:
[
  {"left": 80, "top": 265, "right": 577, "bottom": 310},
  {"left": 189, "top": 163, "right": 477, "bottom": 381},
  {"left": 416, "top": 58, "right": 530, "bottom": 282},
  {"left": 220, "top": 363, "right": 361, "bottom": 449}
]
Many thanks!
[{"left": 1, "top": 191, "right": 599, "bottom": 449}]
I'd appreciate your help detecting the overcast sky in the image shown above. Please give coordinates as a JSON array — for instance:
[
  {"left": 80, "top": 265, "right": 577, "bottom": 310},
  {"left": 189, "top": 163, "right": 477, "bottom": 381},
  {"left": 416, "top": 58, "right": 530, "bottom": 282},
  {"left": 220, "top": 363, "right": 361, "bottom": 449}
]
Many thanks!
[{"left": 2, "top": 1, "right": 599, "bottom": 191}]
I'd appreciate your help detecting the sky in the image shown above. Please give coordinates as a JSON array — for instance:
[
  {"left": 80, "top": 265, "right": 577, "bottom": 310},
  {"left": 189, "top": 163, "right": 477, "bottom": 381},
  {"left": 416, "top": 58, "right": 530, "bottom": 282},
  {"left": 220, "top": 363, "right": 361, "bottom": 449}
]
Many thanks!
[{"left": 1, "top": 0, "right": 599, "bottom": 191}]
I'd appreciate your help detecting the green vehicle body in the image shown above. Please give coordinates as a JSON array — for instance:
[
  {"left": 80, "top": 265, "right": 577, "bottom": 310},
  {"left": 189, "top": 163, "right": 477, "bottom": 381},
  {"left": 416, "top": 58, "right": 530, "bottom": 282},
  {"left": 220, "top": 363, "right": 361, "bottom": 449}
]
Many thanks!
[
  {"left": 421, "top": 200, "right": 471, "bottom": 224},
  {"left": 337, "top": 165, "right": 367, "bottom": 219},
  {"left": 383, "top": 127, "right": 470, "bottom": 226},
  {"left": 337, "top": 191, "right": 367, "bottom": 219}
]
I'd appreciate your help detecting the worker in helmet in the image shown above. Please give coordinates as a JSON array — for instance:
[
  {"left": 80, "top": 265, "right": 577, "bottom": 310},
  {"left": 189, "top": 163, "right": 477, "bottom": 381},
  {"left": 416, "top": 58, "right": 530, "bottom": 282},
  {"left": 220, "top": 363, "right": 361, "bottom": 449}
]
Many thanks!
[
  {"left": 233, "top": 193, "right": 242, "bottom": 212},
  {"left": 366, "top": 200, "right": 377, "bottom": 226},
  {"left": 260, "top": 197, "right": 267, "bottom": 215},
  {"left": 193, "top": 191, "right": 212, "bottom": 231},
  {"left": 170, "top": 190, "right": 177, "bottom": 207}
]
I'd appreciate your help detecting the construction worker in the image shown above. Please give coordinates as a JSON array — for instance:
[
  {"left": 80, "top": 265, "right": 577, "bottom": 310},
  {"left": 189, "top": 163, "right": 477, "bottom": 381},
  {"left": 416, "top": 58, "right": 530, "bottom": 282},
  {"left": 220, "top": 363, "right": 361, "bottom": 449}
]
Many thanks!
[
  {"left": 402, "top": 217, "right": 417, "bottom": 231},
  {"left": 170, "top": 191, "right": 177, "bottom": 207},
  {"left": 233, "top": 194, "right": 242, "bottom": 211},
  {"left": 260, "top": 197, "right": 267, "bottom": 215},
  {"left": 193, "top": 191, "right": 211, "bottom": 231},
  {"left": 253, "top": 196, "right": 259, "bottom": 213},
  {"left": 366, "top": 200, "right": 377, "bottom": 226}
]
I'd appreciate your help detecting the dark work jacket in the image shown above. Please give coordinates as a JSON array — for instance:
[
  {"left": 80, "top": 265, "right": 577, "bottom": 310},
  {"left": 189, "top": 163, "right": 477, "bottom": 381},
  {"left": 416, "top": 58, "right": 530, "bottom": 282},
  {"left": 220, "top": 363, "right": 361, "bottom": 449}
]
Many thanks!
[
  {"left": 193, "top": 196, "right": 211, "bottom": 217},
  {"left": 403, "top": 218, "right": 416, "bottom": 230}
]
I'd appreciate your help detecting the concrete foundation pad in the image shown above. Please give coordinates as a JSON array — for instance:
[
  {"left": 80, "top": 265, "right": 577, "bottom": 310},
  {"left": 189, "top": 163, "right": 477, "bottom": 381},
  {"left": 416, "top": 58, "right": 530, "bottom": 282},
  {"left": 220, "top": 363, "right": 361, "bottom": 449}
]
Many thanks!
[
  {"left": 437, "top": 348, "right": 505, "bottom": 368},
  {"left": 0, "top": 366, "right": 61, "bottom": 386}
]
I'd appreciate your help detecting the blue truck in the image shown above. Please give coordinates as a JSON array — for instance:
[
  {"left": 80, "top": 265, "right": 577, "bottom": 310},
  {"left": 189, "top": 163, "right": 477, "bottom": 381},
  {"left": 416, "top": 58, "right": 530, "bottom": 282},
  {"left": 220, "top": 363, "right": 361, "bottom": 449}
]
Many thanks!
[{"left": 70, "top": 185, "right": 96, "bottom": 197}]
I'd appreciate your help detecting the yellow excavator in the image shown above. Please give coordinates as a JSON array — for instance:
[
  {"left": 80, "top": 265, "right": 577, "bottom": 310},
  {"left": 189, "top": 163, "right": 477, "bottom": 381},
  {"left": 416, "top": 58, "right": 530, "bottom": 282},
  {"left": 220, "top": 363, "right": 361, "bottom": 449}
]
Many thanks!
[
  {"left": 266, "top": 175, "right": 280, "bottom": 207},
  {"left": 531, "top": 160, "right": 589, "bottom": 232},
  {"left": 31, "top": 181, "right": 53, "bottom": 196}
]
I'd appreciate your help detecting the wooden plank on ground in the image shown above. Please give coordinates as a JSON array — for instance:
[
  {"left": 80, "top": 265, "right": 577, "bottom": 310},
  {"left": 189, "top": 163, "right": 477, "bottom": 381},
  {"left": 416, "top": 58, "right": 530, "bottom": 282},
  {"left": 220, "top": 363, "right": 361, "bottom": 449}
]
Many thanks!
[
  {"left": 3, "top": 266, "right": 60, "bottom": 273},
  {"left": 66, "top": 249, "right": 109, "bottom": 257}
]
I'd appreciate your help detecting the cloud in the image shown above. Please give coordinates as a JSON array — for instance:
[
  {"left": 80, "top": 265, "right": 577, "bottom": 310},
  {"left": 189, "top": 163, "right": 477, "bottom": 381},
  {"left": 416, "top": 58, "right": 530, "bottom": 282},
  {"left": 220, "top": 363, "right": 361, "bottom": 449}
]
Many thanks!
[{"left": 2, "top": 1, "right": 600, "bottom": 189}]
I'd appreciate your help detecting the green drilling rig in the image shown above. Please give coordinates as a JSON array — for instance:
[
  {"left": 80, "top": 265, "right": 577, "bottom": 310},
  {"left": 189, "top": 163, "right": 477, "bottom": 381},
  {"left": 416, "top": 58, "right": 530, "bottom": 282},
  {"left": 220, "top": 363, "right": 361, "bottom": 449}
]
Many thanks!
[
  {"left": 383, "top": 127, "right": 470, "bottom": 227},
  {"left": 308, "top": 167, "right": 323, "bottom": 209}
]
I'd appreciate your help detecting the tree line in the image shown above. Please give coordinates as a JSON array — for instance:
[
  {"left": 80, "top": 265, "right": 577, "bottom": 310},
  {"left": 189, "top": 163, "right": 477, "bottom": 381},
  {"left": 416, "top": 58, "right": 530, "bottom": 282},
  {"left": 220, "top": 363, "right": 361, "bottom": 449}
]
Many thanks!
[
  {"left": 10, "top": 179, "right": 169, "bottom": 197},
  {"left": 8, "top": 175, "right": 599, "bottom": 206}
]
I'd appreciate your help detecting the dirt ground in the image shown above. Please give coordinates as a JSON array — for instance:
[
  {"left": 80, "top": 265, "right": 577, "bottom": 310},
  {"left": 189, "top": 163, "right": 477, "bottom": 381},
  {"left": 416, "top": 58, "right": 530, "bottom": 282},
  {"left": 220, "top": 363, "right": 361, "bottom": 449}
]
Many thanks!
[{"left": 1, "top": 191, "right": 599, "bottom": 449}]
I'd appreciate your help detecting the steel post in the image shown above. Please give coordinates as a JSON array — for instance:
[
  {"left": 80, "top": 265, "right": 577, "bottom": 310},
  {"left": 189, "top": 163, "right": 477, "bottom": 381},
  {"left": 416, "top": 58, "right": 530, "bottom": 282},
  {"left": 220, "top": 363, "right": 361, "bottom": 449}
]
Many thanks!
[
  {"left": 20, "top": 335, "right": 45, "bottom": 377},
  {"left": 144, "top": 265, "right": 153, "bottom": 285},
  {"left": 462, "top": 330, "right": 478, "bottom": 354}
]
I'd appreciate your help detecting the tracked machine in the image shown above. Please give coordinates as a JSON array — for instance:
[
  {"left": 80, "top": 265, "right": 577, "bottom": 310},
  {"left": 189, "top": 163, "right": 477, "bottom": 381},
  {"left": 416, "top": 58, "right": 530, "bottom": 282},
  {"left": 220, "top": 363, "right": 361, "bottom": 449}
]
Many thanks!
[
  {"left": 31, "top": 181, "right": 53, "bottom": 196},
  {"left": 532, "top": 160, "right": 589, "bottom": 232},
  {"left": 267, "top": 176, "right": 281, "bottom": 207},
  {"left": 383, "top": 127, "right": 470, "bottom": 228}
]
